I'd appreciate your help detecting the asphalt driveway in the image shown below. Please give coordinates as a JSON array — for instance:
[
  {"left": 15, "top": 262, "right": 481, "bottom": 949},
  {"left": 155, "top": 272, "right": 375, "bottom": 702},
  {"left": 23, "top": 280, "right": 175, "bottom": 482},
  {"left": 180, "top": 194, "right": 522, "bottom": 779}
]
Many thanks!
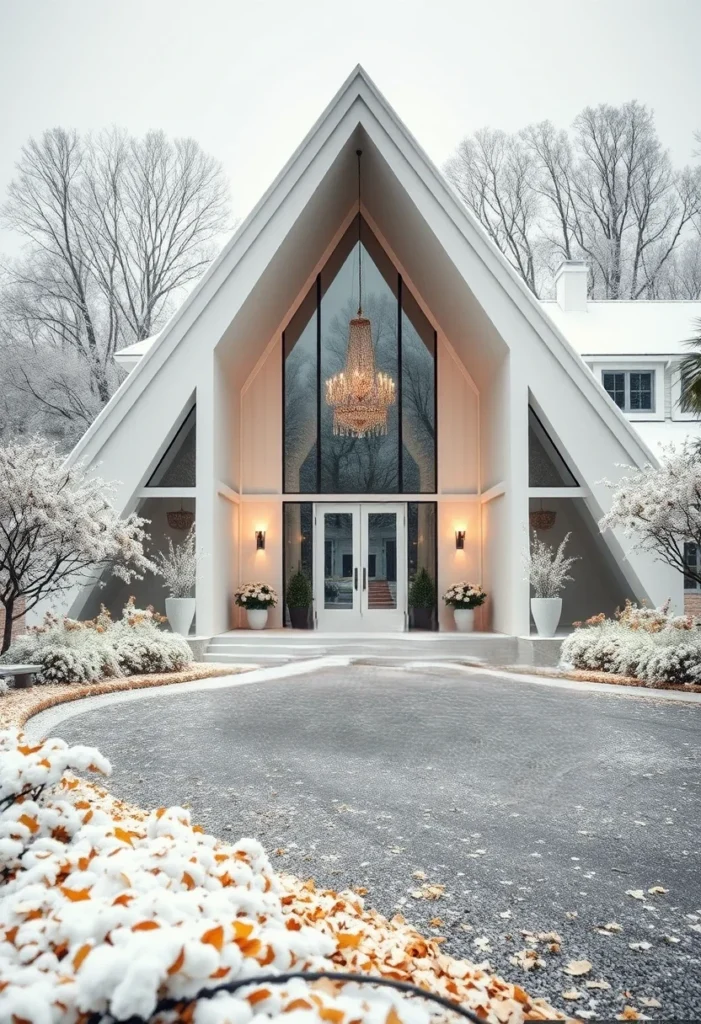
[{"left": 54, "top": 665, "right": 701, "bottom": 1019}]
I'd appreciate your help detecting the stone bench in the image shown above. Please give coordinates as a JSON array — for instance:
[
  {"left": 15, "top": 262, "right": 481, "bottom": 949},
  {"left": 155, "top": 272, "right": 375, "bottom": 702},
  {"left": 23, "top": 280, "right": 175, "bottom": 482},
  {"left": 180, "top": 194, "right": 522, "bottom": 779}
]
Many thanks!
[{"left": 0, "top": 664, "right": 42, "bottom": 689}]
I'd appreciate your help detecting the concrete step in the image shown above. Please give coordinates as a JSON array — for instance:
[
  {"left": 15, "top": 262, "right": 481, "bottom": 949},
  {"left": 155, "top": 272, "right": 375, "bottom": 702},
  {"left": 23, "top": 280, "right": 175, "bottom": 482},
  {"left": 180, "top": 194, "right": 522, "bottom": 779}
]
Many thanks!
[{"left": 204, "top": 652, "right": 292, "bottom": 665}]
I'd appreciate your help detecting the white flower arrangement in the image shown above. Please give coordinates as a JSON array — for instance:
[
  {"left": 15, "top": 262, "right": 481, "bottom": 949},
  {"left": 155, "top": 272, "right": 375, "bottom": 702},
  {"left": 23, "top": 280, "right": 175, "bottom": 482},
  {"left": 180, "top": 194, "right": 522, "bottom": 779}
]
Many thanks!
[
  {"left": 561, "top": 600, "right": 701, "bottom": 686},
  {"left": 442, "top": 581, "right": 487, "bottom": 609},
  {"left": 0, "top": 598, "right": 192, "bottom": 685},
  {"left": 152, "top": 525, "right": 197, "bottom": 598},
  {"left": 526, "top": 530, "right": 578, "bottom": 598},
  {"left": 234, "top": 582, "right": 278, "bottom": 610}
]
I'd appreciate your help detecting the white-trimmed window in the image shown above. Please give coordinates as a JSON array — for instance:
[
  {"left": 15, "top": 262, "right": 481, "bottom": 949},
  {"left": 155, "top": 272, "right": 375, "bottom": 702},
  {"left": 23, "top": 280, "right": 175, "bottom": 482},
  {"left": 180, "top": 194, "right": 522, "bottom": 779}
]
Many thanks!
[
  {"left": 684, "top": 542, "right": 700, "bottom": 591},
  {"left": 602, "top": 370, "right": 655, "bottom": 413}
]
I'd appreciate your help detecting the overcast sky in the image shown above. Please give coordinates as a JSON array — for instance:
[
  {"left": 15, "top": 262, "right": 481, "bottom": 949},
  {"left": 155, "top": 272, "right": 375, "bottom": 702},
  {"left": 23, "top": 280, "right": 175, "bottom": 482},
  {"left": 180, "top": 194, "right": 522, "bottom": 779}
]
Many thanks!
[{"left": 1, "top": 0, "right": 699, "bottom": 254}]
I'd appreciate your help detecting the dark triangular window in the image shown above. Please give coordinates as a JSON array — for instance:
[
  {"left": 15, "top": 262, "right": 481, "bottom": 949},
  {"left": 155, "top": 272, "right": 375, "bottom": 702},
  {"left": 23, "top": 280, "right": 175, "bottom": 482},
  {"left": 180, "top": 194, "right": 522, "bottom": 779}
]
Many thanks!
[
  {"left": 147, "top": 406, "right": 196, "bottom": 487},
  {"left": 528, "top": 407, "right": 578, "bottom": 487}
]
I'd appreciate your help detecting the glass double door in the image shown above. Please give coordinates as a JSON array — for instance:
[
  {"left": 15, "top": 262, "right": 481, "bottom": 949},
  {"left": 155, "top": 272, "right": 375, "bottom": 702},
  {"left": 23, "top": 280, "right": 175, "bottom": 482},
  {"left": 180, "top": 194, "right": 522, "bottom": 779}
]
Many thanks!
[{"left": 315, "top": 503, "right": 406, "bottom": 631}]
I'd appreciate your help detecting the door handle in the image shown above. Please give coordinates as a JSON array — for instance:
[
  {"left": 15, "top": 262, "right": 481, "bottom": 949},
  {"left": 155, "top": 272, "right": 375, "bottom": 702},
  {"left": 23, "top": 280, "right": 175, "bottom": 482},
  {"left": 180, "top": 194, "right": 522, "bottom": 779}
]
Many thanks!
[
  {"left": 363, "top": 567, "right": 367, "bottom": 591},
  {"left": 354, "top": 568, "right": 358, "bottom": 591}
]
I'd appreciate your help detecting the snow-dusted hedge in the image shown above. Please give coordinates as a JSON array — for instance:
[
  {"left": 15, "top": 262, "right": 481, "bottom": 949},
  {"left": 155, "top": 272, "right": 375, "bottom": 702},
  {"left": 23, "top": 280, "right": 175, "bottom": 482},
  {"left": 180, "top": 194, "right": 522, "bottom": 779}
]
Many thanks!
[
  {"left": 0, "top": 599, "right": 192, "bottom": 685},
  {"left": 0, "top": 729, "right": 563, "bottom": 1023},
  {"left": 0, "top": 732, "right": 402, "bottom": 1023},
  {"left": 560, "top": 600, "right": 701, "bottom": 685}
]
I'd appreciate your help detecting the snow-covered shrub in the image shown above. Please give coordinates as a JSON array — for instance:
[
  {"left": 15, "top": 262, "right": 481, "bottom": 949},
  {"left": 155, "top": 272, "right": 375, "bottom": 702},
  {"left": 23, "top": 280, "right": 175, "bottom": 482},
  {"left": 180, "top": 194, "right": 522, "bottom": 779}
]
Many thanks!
[
  {"left": 0, "top": 728, "right": 428, "bottom": 1024},
  {"left": 0, "top": 598, "right": 191, "bottom": 684},
  {"left": 110, "top": 600, "right": 192, "bottom": 674},
  {"left": 561, "top": 600, "right": 701, "bottom": 685}
]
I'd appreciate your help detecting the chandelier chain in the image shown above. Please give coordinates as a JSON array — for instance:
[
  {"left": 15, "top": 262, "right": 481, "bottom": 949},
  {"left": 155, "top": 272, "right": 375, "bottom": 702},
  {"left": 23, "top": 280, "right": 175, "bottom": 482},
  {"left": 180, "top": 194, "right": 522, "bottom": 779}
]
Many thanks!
[
  {"left": 357, "top": 149, "right": 362, "bottom": 315},
  {"left": 324, "top": 147, "right": 396, "bottom": 438}
]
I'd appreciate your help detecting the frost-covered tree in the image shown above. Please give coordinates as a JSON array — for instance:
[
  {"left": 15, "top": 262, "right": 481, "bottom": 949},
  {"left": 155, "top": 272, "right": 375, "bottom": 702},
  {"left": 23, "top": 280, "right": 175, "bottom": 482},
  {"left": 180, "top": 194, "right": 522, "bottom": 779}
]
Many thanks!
[
  {"left": 0, "top": 127, "right": 231, "bottom": 445},
  {"left": 0, "top": 437, "right": 153, "bottom": 652},
  {"left": 446, "top": 102, "right": 701, "bottom": 298},
  {"left": 599, "top": 443, "right": 701, "bottom": 586}
]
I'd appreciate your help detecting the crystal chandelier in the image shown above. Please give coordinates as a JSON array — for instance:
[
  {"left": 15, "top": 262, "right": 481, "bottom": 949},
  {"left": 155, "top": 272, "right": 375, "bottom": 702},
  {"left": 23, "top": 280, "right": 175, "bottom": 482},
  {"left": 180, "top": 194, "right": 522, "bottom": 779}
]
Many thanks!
[{"left": 325, "top": 150, "right": 395, "bottom": 437}]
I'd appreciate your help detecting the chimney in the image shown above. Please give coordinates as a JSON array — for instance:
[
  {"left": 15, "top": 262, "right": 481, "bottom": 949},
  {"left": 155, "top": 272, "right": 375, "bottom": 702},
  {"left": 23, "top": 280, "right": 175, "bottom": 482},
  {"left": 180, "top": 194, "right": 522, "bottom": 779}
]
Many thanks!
[{"left": 554, "top": 260, "right": 588, "bottom": 312}]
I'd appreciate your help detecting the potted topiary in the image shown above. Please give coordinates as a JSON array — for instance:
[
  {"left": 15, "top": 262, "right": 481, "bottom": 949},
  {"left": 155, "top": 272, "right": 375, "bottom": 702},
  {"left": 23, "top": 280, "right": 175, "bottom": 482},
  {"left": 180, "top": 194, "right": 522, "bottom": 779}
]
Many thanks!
[
  {"left": 408, "top": 567, "right": 436, "bottom": 630},
  {"left": 286, "top": 569, "right": 312, "bottom": 629},
  {"left": 526, "top": 530, "right": 578, "bottom": 636},
  {"left": 153, "top": 526, "right": 197, "bottom": 636},
  {"left": 443, "top": 581, "right": 487, "bottom": 632},
  {"left": 234, "top": 582, "right": 278, "bottom": 630}
]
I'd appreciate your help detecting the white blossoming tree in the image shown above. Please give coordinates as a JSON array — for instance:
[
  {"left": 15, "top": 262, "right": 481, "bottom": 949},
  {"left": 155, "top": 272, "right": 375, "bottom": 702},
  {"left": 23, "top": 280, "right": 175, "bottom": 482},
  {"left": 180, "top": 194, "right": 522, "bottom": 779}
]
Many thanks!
[
  {"left": 599, "top": 443, "right": 701, "bottom": 588},
  {"left": 0, "top": 437, "right": 153, "bottom": 652}
]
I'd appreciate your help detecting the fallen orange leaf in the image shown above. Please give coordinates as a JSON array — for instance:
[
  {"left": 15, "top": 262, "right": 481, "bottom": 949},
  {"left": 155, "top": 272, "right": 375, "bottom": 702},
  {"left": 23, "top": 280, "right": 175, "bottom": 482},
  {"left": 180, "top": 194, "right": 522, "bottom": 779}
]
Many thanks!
[
  {"left": 248, "top": 989, "right": 271, "bottom": 1006},
  {"left": 73, "top": 945, "right": 91, "bottom": 970},
  {"left": 168, "top": 948, "right": 185, "bottom": 976},
  {"left": 202, "top": 924, "right": 224, "bottom": 951},
  {"left": 60, "top": 887, "right": 91, "bottom": 902}
]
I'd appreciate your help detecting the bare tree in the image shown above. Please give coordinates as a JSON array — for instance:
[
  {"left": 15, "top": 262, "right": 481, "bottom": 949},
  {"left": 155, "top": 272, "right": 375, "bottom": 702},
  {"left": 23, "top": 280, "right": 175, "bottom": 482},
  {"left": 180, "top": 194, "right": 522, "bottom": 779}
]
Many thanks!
[
  {"left": 445, "top": 129, "right": 542, "bottom": 293},
  {"left": 1, "top": 127, "right": 231, "bottom": 443},
  {"left": 446, "top": 103, "right": 701, "bottom": 299}
]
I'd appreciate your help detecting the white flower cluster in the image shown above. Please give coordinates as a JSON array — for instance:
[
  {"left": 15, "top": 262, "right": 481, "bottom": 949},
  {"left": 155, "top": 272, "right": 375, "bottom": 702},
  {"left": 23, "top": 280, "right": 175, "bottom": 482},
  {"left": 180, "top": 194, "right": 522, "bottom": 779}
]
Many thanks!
[
  {"left": 561, "top": 601, "right": 701, "bottom": 685},
  {"left": 525, "top": 531, "right": 578, "bottom": 599},
  {"left": 442, "top": 582, "right": 487, "bottom": 609},
  {"left": 0, "top": 599, "right": 192, "bottom": 686},
  {"left": 600, "top": 443, "right": 701, "bottom": 584},
  {"left": 0, "top": 436, "right": 153, "bottom": 612},
  {"left": 153, "top": 526, "right": 198, "bottom": 599},
  {"left": 234, "top": 583, "right": 278, "bottom": 610},
  {"left": 0, "top": 729, "right": 429, "bottom": 1024}
]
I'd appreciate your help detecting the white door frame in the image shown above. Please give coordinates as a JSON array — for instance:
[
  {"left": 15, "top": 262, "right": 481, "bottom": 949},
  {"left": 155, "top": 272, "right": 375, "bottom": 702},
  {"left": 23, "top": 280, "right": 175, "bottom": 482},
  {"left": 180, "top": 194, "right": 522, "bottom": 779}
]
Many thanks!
[{"left": 314, "top": 502, "right": 406, "bottom": 631}]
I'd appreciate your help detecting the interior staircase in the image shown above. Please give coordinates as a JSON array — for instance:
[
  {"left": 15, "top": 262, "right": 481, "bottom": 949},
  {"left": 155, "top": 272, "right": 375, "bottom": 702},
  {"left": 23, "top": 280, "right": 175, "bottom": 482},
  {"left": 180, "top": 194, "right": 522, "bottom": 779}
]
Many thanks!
[{"left": 367, "top": 579, "right": 395, "bottom": 608}]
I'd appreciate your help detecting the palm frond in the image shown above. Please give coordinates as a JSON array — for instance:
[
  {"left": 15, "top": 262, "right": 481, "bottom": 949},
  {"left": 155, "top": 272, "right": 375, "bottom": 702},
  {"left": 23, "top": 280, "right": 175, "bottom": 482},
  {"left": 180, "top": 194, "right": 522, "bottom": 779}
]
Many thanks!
[{"left": 677, "top": 318, "right": 701, "bottom": 414}]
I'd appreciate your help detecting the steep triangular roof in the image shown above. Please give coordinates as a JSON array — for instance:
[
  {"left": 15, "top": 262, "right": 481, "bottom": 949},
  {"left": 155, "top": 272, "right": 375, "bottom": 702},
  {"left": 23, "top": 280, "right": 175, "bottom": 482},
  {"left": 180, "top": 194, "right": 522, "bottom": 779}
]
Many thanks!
[{"left": 70, "top": 64, "right": 655, "bottom": 471}]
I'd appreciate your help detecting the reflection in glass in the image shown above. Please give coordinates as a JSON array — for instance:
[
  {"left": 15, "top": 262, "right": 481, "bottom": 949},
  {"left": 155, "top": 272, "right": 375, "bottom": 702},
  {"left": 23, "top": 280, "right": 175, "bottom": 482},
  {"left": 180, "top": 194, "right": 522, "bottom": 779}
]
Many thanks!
[
  {"left": 320, "top": 217, "right": 399, "bottom": 492},
  {"left": 407, "top": 502, "right": 437, "bottom": 630},
  {"left": 367, "top": 512, "right": 397, "bottom": 609},
  {"left": 148, "top": 407, "right": 196, "bottom": 487},
  {"left": 284, "top": 287, "right": 317, "bottom": 492},
  {"left": 401, "top": 288, "right": 436, "bottom": 492},
  {"left": 282, "top": 503, "right": 313, "bottom": 627},
  {"left": 282, "top": 216, "right": 437, "bottom": 496},
  {"left": 323, "top": 512, "right": 354, "bottom": 609}
]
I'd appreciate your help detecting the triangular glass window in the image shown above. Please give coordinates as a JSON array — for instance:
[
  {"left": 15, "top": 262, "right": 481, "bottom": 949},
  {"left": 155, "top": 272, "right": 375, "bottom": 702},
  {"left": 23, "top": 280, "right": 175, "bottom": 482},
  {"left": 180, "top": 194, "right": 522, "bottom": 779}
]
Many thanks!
[
  {"left": 528, "top": 407, "right": 578, "bottom": 487},
  {"left": 283, "top": 215, "right": 436, "bottom": 494},
  {"left": 147, "top": 406, "right": 196, "bottom": 487}
]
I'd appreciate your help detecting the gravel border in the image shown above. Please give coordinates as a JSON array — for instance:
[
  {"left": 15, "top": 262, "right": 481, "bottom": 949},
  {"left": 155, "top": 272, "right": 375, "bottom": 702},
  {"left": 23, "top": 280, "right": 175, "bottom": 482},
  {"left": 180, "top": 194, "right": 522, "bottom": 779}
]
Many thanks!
[{"left": 2, "top": 663, "right": 250, "bottom": 731}]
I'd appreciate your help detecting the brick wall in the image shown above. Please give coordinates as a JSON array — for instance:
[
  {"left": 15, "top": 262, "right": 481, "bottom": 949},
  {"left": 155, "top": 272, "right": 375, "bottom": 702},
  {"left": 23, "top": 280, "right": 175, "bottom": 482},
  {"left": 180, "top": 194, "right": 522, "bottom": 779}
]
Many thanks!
[
  {"left": 0, "top": 598, "right": 26, "bottom": 646},
  {"left": 684, "top": 593, "right": 701, "bottom": 617}
]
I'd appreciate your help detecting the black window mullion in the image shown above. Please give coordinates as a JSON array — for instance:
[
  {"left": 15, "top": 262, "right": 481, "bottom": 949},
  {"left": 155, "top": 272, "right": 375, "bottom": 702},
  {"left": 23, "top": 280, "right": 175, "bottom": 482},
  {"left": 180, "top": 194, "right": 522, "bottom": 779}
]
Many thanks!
[
  {"left": 316, "top": 273, "right": 321, "bottom": 493},
  {"left": 397, "top": 274, "right": 403, "bottom": 492}
]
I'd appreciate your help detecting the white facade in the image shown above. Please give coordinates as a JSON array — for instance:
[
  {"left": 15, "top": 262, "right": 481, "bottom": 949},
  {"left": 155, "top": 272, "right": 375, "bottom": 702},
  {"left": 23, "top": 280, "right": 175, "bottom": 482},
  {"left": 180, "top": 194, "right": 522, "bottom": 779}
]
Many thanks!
[{"left": 66, "top": 67, "right": 683, "bottom": 638}]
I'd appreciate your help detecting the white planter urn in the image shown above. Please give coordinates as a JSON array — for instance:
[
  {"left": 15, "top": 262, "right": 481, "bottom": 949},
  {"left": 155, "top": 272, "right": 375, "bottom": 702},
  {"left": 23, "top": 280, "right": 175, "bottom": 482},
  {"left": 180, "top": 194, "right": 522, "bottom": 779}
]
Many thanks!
[
  {"left": 453, "top": 607, "right": 475, "bottom": 633},
  {"left": 247, "top": 608, "right": 268, "bottom": 630},
  {"left": 165, "top": 597, "right": 196, "bottom": 636},
  {"left": 531, "top": 597, "right": 562, "bottom": 637}
]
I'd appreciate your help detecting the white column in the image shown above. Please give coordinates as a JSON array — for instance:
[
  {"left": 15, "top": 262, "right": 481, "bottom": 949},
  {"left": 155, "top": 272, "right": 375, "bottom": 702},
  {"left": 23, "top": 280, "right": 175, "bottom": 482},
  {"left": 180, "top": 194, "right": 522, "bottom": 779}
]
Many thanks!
[{"left": 196, "top": 356, "right": 232, "bottom": 637}]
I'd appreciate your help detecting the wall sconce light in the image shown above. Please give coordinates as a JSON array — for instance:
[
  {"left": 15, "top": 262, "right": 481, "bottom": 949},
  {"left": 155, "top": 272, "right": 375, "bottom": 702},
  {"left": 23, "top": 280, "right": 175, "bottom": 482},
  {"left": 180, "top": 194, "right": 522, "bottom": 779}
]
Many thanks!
[
  {"left": 455, "top": 530, "right": 465, "bottom": 550},
  {"left": 255, "top": 530, "right": 266, "bottom": 551}
]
